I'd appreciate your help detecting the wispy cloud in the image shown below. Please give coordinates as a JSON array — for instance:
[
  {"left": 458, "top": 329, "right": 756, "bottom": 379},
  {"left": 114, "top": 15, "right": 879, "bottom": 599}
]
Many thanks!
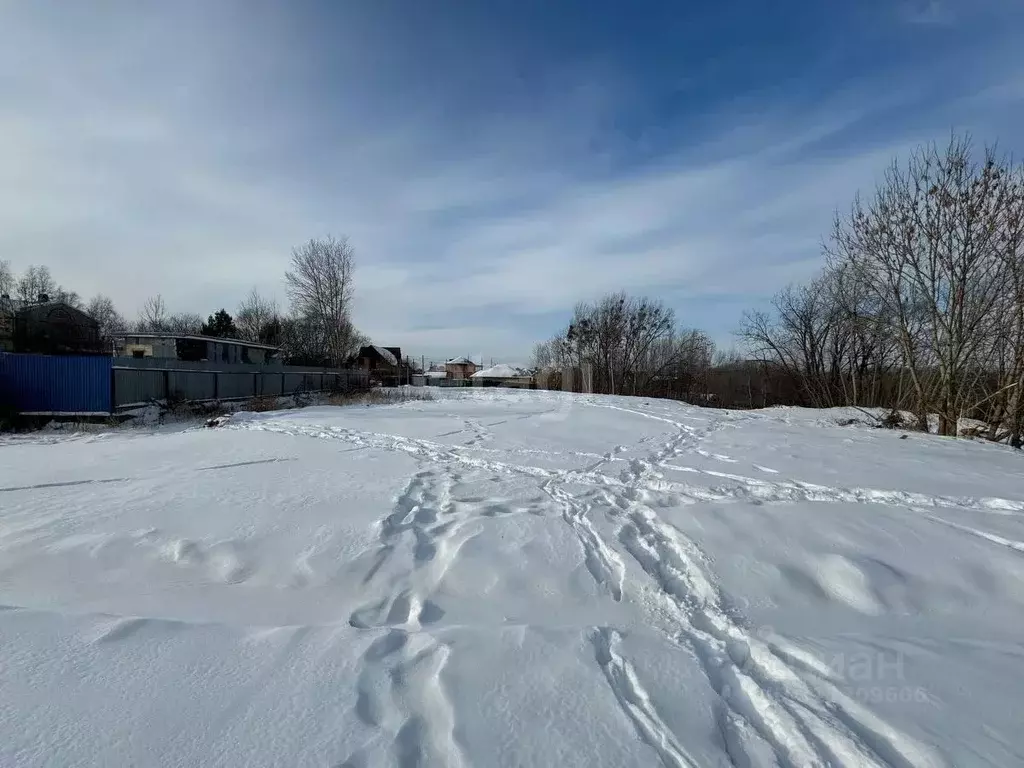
[
  {"left": 901, "top": 0, "right": 956, "bottom": 25},
  {"left": 1, "top": 1, "right": 1023, "bottom": 362}
]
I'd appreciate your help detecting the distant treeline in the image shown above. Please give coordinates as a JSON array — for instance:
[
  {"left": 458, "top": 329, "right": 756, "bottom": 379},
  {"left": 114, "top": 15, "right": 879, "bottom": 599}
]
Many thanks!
[{"left": 534, "top": 134, "right": 1024, "bottom": 446}]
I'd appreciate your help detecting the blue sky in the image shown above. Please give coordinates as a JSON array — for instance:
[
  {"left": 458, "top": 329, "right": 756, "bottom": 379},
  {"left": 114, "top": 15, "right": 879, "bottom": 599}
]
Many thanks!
[{"left": 2, "top": 0, "right": 1023, "bottom": 363}]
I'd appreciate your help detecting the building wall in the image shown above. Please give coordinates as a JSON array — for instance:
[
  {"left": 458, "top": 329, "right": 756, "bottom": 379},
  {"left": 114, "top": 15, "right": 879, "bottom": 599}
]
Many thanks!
[
  {"left": 356, "top": 350, "right": 399, "bottom": 373},
  {"left": 472, "top": 376, "right": 533, "bottom": 389},
  {"left": 121, "top": 336, "right": 273, "bottom": 364},
  {"left": 122, "top": 336, "right": 177, "bottom": 358},
  {"left": 446, "top": 362, "right": 477, "bottom": 380}
]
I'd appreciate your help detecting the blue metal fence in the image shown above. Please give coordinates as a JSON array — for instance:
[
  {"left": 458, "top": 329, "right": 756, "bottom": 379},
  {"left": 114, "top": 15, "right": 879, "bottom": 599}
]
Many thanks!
[
  {"left": 0, "top": 353, "right": 113, "bottom": 414},
  {"left": 0, "top": 353, "right": 368, "bottom": 416}
]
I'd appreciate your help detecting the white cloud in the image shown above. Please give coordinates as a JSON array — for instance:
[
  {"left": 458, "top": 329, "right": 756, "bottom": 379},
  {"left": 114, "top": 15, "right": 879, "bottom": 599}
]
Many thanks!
[
  {"left": 901, "top": 0, "right": 956, "bottom": 25},
  {"left": 2, "top": 2, "right": 1023, "bottom": 362}
]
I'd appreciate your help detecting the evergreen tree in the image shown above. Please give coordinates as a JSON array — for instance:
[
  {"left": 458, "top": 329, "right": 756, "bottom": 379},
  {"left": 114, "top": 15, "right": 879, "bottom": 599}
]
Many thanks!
[{"left": 201, "top": 309, "right": 239, "bottom": 338}]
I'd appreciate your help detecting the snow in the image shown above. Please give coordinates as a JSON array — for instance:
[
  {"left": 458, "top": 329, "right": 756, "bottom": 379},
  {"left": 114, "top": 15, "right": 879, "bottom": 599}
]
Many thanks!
[
  {"left": 2, "top": 390, "right": 1024, "bottom": 767},
  {"left": 471, "top": 363, "right": 526, "bottom": 378},
  {"left": 371, "top": 345, "right": 398, "bottom": 366}
]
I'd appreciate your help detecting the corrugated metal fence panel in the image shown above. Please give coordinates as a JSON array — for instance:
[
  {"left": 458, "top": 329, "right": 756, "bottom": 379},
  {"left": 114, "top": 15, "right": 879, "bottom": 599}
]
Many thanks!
[
  {"left": 113, "top": 368, "right": 165, "bottom": 407},
  {"left": 259, "top": 372, "right": 284, "bottom": 397},
  {"left": 217, "top": 372, "right": 255, "bottom": 400},
  {"left": 107, "top": 364, "right": 370, "bottom": 409},
  {"left": 0, "top": 353, "right": 112, "bottom": 414},
  {"left": 167, "top": 370, "right": 216, "bottom": 402},
  {"left": 282, "top": 373, "right": 305, "bottom": 394}
]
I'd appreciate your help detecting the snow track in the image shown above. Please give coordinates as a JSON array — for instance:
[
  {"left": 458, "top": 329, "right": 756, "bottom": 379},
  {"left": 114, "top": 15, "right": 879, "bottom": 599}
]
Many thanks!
[
  {"left": 347, "top": 630, "right": 464, "bottom": 768},
  {"left": 567, "top": 403, "right": 944, "bottom": 768},
  {"left": 3, "top": 391, "right": 1022, "bottom": 767},
  {"left": 233, "top": 399, "right": 954, "bottom": 766},
  {"left": 592, "top": 627, "right": 699, "bottom": 768}
]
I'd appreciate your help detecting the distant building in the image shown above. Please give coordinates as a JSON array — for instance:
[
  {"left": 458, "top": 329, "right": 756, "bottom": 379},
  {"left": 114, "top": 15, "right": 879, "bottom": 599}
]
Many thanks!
[
  {"left": 471, "top": 364, "right": 533, "bottom": 388},
  {"left": 118, "top": 333, "right": 279, "bottom": 364},
  {"left": 354, "top": 345, "right": 403, "bottom": 384},
  {"left": 445, "top": 357, "right": 477, "bottom": 380},
  {"left": 13, "top": 300, "right": 103, "bottom": 355}
]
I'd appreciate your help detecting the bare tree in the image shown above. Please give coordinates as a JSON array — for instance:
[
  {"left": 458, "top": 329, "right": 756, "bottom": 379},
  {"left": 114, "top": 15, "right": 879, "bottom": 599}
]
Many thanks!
[
  {"left": 86, "top": 294, "right": 128, "bottom": 350},
  {"left": 137, "top": 294, "right": 168, "bottom": 332},
  {"left": 236, "top": 287, "right": 279, "bottom": 343},
  {"left": 167, "top": 313, "right": 204, "bottom": 335},
  {"left": 984, "top": 159, "right": 1024, "bottom": 444},
  {"left": 16, "top": 265, "right": 57, "bottom": 303},
  {"left": 53, "top": 287, "right": 83, "bottom": 308},
  {"left": 739, "top": 275, "right": 851, "bottom": 408},
  {"left": 543, "top": 293, "right": 679, "bottom": 396},
  {"left": 285, "top": 236, "right": 359, "bottom": 365},
  {"left": 829, "top": 135, "right": 1013, "bottom": 434},
  {"left": 531, "top": 338, "right": 558, "bottom": 369},
  {"left": 735, "top": 133, "right": 1024, "bottom": 442},
  {"left": 0, "top": 260, "right": 14, "bottom": 297},
  {"left": 278, "top": 313, "right": 365, "bottom": 366},
  {"left": 619, "top": 297, "right": 676, "bottom": 394}
]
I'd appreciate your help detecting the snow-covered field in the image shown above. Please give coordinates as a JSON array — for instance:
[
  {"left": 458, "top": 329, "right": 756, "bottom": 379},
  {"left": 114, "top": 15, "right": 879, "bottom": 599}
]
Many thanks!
[{"left": 2, "top": 390, "right": 1023, "bottom": 767}]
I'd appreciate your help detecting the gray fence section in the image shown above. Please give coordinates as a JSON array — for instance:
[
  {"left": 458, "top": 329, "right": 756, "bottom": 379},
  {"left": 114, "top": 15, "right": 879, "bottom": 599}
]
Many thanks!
[{"left": 112, "top": 359, "right": 367, "bottom": 409}]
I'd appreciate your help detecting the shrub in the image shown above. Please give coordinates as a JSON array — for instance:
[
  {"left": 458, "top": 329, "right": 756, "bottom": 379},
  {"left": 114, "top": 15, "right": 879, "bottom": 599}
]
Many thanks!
[
  {"left": 245, "top": 395, "right": 279, "bottom": 413},
  {"left": 328, "top": 388, "right": 434, "bottom": 407}
]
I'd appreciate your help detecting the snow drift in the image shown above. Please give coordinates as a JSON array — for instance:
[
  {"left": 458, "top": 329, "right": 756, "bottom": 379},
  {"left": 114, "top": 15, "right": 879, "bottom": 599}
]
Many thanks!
[{"left": 1, "top": 389, "right": 1022, "bottom": 767}]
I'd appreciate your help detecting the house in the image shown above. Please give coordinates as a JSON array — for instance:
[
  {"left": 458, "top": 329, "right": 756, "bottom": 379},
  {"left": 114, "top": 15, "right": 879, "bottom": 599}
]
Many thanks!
[
  {"left": 354, "top": 345, "right": 402, "bottom": 385},
  {"left": 118, "top": 333, "right": 279, "bottom": 364},
  {"left": 13, "top": 300, "right": 103, "bottom": 355},
  {"left": 445, "top": 357, "right": 478, "bottom": 380},
  {"left": 470, "top": 363, "right": 533, "bottom": 388}
]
